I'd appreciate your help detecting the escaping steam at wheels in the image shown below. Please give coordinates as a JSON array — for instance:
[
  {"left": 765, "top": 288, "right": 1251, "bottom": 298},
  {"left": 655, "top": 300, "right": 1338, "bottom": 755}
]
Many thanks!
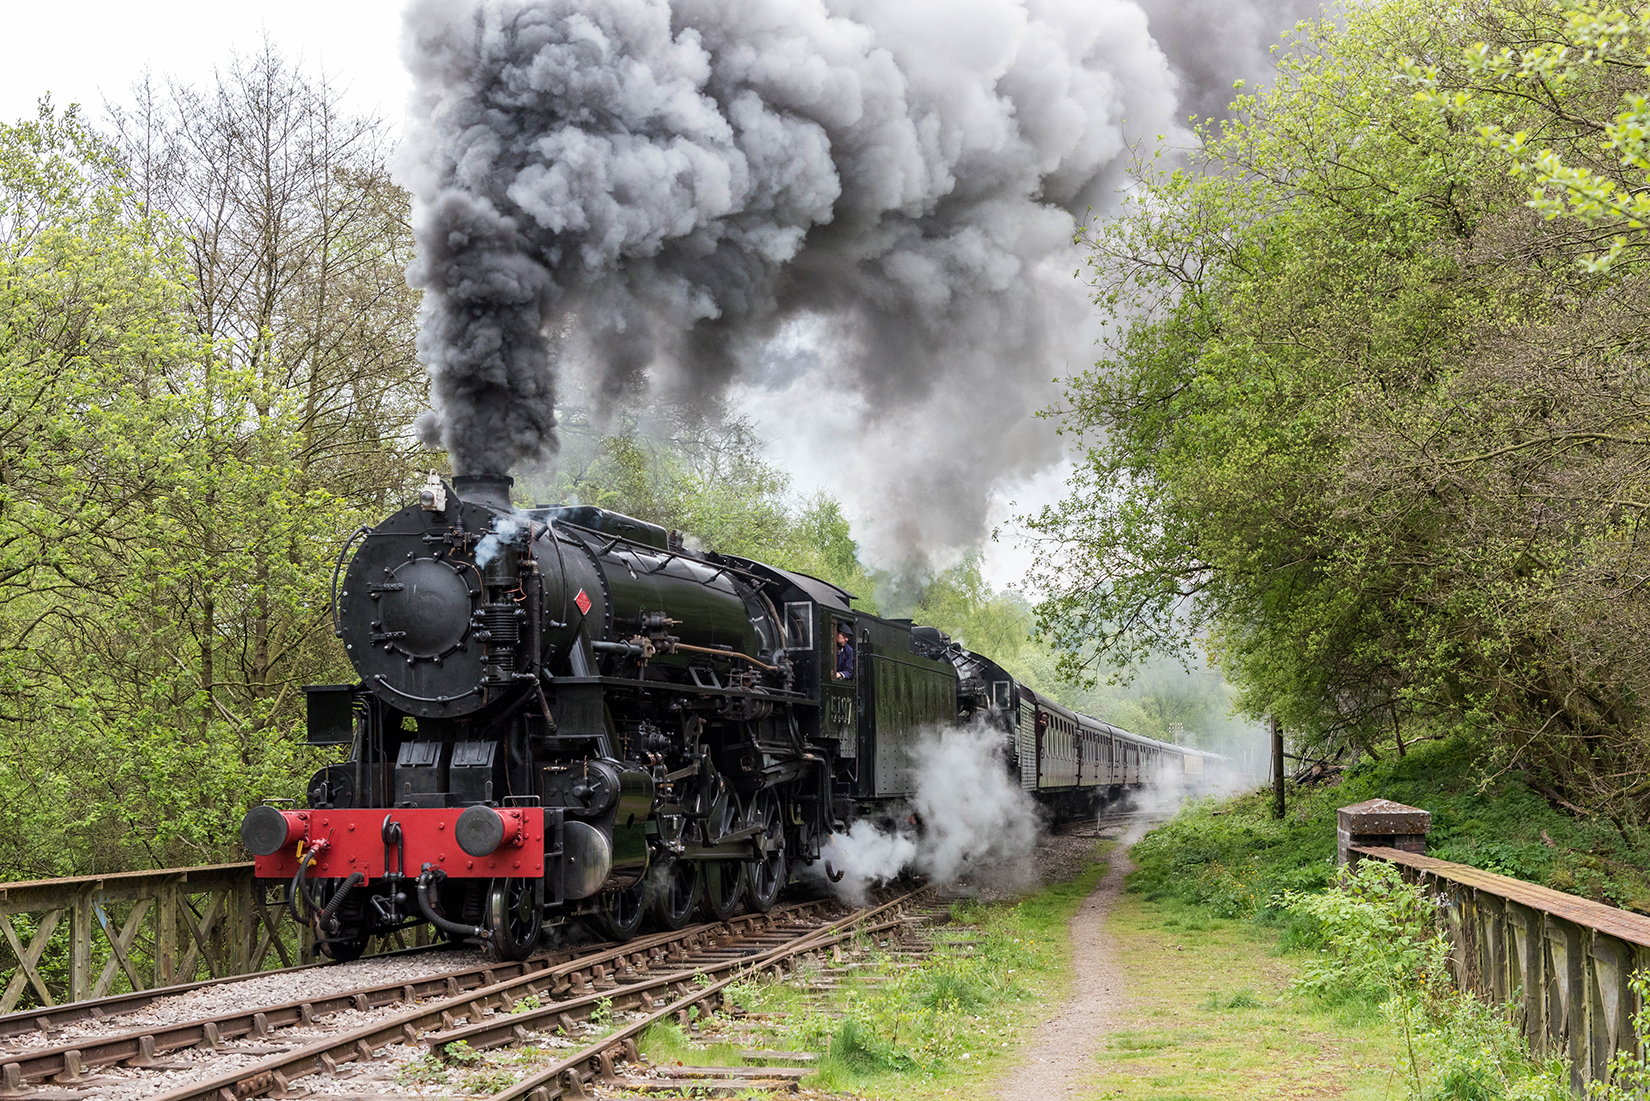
[{"left": 241, "top": 473, "right": 1232, "bottom": 960}]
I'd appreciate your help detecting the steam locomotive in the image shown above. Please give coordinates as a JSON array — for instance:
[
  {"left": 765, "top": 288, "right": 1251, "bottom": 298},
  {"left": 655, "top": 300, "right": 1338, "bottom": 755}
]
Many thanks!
[{"left": 241, "top": 474, "right": 1227, "bottom": 960}]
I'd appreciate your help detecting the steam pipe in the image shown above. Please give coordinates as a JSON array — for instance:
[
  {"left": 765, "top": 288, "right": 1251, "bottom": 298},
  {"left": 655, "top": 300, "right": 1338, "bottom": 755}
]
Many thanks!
[
  {"left": 590, "top": 639, "right": 778, "bottom": 672},
  {"left": 671, "top": 642, "right": 779, "bottom": 672},
  {"left": 316, "top": 871, "right": 365, "bottom": 936},
  {"left": 329, "top": 526, "right": 371, "bottom": 638},
  {"left": 591, "top": 640, "right": 647, "bottom": 658},
  {"left": 415, "top": 866, "right": 490, "bottom": 942}
]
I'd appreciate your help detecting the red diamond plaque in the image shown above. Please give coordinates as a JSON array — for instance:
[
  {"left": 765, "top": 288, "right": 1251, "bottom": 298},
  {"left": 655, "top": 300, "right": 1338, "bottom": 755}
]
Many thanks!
[{"left": 573, "top": 588, "right": 592, "bottom": 616}]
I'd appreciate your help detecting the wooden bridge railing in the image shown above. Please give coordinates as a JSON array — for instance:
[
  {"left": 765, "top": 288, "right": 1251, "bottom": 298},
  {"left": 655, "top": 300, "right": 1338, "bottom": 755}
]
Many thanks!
[
  {"left": 0, "top": 863, "right": 428, "bottom": 1013},
  {"left": 1344, "top": 799, "right": 1650, "bottom": 1094}
]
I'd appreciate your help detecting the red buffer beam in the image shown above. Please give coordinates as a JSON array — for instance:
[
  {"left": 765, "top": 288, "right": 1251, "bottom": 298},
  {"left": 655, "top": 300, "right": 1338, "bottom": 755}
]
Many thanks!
[{"left": 242, "top": 805, "right": 544, "bottom": 880}]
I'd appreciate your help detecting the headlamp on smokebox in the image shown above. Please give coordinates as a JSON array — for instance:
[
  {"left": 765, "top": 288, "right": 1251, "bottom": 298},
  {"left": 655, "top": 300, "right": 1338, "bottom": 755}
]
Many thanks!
[{"left": 419, "top": 471, "right": 447, "bottom": 512}]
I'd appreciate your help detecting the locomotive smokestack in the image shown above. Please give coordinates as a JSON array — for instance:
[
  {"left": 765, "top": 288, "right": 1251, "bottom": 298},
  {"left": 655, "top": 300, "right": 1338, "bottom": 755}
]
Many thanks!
[{"left": 452, "top": 473, "right": 514, "bottom": 511}]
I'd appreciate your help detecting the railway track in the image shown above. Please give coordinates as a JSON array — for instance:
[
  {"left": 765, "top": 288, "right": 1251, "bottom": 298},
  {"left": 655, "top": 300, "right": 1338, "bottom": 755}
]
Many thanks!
[
  {"left": 0, "top": 890, "right": 930, "bottom": 1100},
  {"left": 0, "top": 940, "right": 539, "bottom": 1044},
  {"left": 1071, "top": 808, "right": 1169, "bottom": 837},
  {"left": 0, "top": 939, "right": 599, "bottom": 1096}
]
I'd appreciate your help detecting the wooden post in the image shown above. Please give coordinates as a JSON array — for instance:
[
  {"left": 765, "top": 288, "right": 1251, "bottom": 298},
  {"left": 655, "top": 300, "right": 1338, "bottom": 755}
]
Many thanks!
[
  {"left": 69, "top": 892, "right": 92, "bottom": 1003},
  {"left": 1271, "top": 715, "right": 1285, "bottom": 820},
  {"left": 229, "top": 877, "right": 251, "bottom": 976},
  {"left": 156, "top": 882, "right": 178, "bottom": 987}
]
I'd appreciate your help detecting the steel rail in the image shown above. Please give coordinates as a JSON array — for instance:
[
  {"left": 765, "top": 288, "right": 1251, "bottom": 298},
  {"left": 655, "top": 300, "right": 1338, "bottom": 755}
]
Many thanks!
[
  {"left": 484, "top": 893, "right": 927, "bottom": 1101},
  {"left": 433, "top": 896, "right": 921, "bottom": 1058},
  {"left": 0, "top": 949, "right": 568, "bottom": 1091},
  {"left": 143, "top": 892, "right": 920, "bottom": 1101},
  {"left": 0, "top": 904, "right": 812, "bottom": 1094},
  {"left": 0, "top": 940, "right": 471, "bottom": 1041}
]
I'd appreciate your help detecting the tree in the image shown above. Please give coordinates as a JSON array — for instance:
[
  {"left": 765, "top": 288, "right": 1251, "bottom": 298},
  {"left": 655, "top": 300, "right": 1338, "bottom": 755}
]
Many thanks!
[
  {"left": 1412, "top": 0, "right": 1650, "bottom": 271},
  {"left": 1026, "top": 0, "right": 1650, "bottom": 811},
  {"left": 0, "top": 49, "right": 429, "bottom": 876},
  {"left": 107, "top": 43, "right": 425, "bottom": 720},
  {"left": 520, "top": 396, "right": 883, "bottom": 609}
]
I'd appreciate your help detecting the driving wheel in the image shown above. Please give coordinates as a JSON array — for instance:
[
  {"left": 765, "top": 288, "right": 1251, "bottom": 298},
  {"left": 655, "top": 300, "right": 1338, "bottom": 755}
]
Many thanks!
[
  {"left": 486, "top": 877, "right": 542, "bottom": 961},
  {"left": 701, "top": 791, "right": 746, "bottom": 921},
  {"left": 593, "top": 882, "right": 647, "bottom": 941},
  {"left": 743, "top": 789, "right": 788, "bottom": 913},
  {"left": 650, "top": 858, "right": 702, "bottom": 930}
]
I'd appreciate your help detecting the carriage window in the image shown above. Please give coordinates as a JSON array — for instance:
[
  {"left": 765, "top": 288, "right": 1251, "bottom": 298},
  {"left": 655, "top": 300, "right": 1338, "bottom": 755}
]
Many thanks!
[{"left": 784, "top": 602, "right": 813, "bottom": 649}]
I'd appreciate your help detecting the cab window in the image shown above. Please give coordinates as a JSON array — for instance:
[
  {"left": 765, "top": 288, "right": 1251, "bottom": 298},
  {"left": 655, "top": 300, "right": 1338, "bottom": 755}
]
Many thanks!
[{"left": 784, "top": 602, "right": 814, "bottom": 649}]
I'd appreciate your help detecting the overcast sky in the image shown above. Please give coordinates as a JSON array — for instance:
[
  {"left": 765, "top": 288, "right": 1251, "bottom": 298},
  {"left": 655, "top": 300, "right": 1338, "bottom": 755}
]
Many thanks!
[
  {"left": 1, "top": 1, "right": 411, "bottom": 127},
  {"left": 1, "top": 0, "right": 1067, "bottom": 587}
]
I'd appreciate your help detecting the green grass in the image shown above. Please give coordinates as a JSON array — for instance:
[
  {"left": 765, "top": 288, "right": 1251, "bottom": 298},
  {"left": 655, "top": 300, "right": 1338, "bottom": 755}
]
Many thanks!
[
  {"left": 637, "top": 1018, "right": 746, "bottom": 1068},
  {"left": 793, "top": 853, "right": 1113, "bottom": 1098},
  {"left": 631, "top": 844, "right": 1113, "bottom": 1100},
  {"left": 1083, "top": 890, "right": 1407, "bottom": 1100},
  {"left": 1104, "top": 736, "right": 1615, "bottom": 1101},
  {"left": 1131, "top": 736, "right": 1650, "bottom": 919}
]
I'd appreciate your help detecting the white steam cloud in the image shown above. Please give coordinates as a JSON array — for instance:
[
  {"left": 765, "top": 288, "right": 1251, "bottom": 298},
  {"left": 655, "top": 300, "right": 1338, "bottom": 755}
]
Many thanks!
[
  {"left": 397, "top": 0, "right": 1190, "bottom": 553},
  {"left": 820, "top": 722, "right": 1042, "bottom": 904},
  {"left": 474, "top": 513, "right": 530, "bottom": 567}
]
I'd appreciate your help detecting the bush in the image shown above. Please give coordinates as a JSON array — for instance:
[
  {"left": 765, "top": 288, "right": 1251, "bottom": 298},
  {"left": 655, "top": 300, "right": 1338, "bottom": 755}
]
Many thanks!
[
  {"left": 1283, "top": 862, "right": 1567, "bottom": 1101},
  {"left": 1128, "top": 737, "right": 1650, "bottom": 919},
  {"left": 1283, "top": 861, "right": 1446, "bottom": 1005}
]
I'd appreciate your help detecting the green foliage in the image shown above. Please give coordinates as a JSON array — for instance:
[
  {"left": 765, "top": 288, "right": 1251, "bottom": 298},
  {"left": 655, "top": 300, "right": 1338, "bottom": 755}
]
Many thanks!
[
  {"left": 1028, "top": 0, "right": 1650, "bottom": 812},
  {"left": 519, "top": 402, "right": 882, "bottom": 612},
  {"left": 396, "top": 1038, "right": 539, "bottom": 1094},
  {"left": 1405, "top": 993, "right": 1570, "bottom": 1101},
  {"left": 1278, "top": 862, "right": 1567, "bottom": 1100},
  {"left": 1283, "top": 861, "right": 1449, "bottom": 1004},
  {"left": 1409, "top": 0, "right": 1650, "bottom": 271},
  {"left": 0, "top": 60, "right": 423, "bottom": 882},
  {"left": 440, "top": 1039, "right": 483, "bottom": 1066},
  {"left": 1131, "top": 738, "right": 1650, "bottom": 923}
]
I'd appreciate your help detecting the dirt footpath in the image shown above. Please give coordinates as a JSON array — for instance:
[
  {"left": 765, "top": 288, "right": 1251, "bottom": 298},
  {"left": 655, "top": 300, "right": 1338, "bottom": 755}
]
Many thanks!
[{"left": 992, "top": 827, "right": 1143, "bottom": 1099}]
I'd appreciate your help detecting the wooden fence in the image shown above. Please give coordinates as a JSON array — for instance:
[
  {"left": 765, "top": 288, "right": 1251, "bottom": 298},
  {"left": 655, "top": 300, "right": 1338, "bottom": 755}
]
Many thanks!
[
  {"left": 0, "top": 863, "right": 427, "bottom": 1013},
  {"left": 1351, "top": 829, "right": 1650, "bottom": 1093}
]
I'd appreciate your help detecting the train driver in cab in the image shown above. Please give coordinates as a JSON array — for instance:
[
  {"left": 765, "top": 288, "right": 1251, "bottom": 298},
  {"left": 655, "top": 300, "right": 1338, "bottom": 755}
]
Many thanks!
[{"left": 835, "top": 622, "right": 855, "bottom": 680}]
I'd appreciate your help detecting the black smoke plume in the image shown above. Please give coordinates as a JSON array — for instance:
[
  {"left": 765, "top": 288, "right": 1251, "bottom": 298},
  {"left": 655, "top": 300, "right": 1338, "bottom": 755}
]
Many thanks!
[{"left": 398, "top": 0, "right": 1193, "bottom": 547}]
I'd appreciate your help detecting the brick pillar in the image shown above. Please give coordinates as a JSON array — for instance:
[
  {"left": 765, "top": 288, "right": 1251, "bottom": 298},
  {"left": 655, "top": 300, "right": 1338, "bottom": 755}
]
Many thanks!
[{"left": 1337, "top": 799, "right": 1431, "bottom": 867}]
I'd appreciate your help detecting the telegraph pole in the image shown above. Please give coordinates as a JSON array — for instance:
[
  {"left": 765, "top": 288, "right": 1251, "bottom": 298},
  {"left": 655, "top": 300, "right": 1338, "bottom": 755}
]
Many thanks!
[{"left": 1271, "top": 715, "right": 1285, "bottom": 820}]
